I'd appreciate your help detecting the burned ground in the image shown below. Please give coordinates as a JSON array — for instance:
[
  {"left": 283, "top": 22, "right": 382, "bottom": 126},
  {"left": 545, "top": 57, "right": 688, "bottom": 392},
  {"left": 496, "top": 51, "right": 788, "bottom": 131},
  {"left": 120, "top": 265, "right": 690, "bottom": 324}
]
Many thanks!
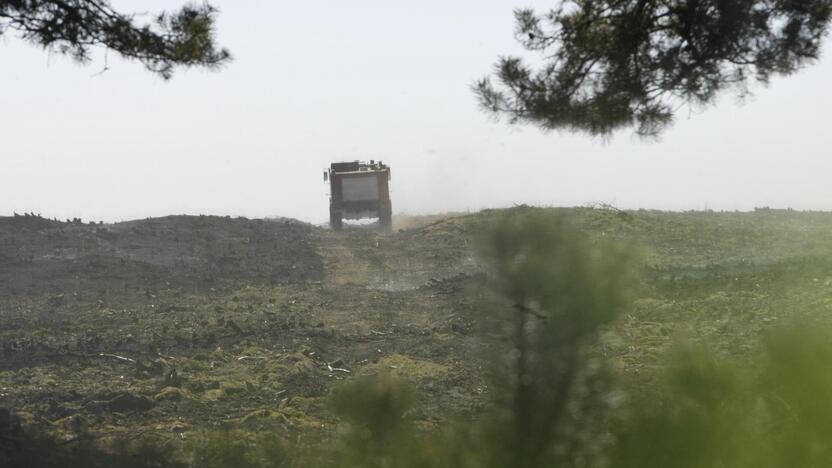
[
  {"left": 0, "top": 213, "right": 487, "bottom": 449},
  {"left": 2, "top": 207, "right": 832, "bottom": 455},
  {"left": 0, "top": 215, "right": 321, "bottom": 296}
]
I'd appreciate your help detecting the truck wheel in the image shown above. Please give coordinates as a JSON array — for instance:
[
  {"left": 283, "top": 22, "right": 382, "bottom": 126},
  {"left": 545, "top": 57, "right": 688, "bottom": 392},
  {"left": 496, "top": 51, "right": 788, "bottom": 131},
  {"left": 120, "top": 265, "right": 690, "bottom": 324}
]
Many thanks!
[
  {"left": 379, "top": 206, "right": 393, "bottom": 232},
  {"left": 330, "top": 210, "right": 343, "bottom": 231}
]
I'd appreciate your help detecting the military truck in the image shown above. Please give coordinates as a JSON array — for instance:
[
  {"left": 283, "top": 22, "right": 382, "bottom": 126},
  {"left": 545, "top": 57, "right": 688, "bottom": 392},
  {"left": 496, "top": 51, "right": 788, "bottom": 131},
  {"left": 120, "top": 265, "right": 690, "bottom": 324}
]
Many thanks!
[{"left": 324, "top": 160, "right": 392, "bottom": 231}]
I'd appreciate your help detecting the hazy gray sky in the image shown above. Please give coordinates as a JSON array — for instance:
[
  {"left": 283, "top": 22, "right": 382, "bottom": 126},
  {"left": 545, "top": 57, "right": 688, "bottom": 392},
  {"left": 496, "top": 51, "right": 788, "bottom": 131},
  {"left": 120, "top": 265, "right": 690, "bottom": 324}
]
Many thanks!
[{"left": 2, "top": 1, "right": 831, "bottom": 224}]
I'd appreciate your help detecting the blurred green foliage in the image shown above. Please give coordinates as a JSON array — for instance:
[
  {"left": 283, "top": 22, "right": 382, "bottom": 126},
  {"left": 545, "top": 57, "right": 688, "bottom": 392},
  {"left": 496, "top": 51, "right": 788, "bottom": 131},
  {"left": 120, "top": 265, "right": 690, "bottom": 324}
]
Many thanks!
[
  {"left": 473, "top": 212, "right": 636, "bottom": 468},
  {"left": 616, "top": 322, "right": 832, "bottom": 468}
]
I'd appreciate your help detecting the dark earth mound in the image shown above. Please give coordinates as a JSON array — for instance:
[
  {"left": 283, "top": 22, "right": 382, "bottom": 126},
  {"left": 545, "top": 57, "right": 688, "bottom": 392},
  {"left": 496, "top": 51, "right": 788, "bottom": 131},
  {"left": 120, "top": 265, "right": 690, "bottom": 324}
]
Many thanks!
[{"left": 0, "top": 215, "right": 322, "bottom": 296}]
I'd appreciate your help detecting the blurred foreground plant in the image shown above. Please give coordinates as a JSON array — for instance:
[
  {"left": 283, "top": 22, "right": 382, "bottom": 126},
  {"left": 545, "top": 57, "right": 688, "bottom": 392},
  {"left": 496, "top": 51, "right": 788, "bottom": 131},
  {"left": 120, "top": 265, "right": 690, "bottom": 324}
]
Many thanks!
[
  {"left": 475, "top": 212, "right": 635, "bottom": 468},
  {"left": 616, "top": 322, "right": 832, "bottom": 468}
]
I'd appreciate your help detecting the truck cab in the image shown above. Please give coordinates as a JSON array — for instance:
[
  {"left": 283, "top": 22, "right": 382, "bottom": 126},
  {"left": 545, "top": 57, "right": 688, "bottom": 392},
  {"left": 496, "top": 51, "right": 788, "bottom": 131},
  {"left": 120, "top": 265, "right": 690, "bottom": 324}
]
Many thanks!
[{"left": 324, "top": 160, "right": 392, "bottom": 231}]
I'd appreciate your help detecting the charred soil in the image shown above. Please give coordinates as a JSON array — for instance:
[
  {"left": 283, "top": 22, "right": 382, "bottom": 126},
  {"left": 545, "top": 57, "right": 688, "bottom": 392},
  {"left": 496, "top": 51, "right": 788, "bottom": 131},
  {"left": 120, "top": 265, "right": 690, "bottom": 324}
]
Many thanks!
[{"left": 3, "top": 207, "right": 832, "bottom": 455}]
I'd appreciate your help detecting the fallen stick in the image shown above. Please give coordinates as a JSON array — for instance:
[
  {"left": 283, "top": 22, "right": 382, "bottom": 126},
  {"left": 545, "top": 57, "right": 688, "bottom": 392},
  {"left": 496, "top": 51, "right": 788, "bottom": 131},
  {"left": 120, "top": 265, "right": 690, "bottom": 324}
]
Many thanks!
[
  {"left": 57, "top": 434, "right": 99, "bottom": 446},
  {"left": 326, "top": 363, "right": 351, "bottom": 373},
  {"left": 51, "top": 352, "right": 138, "bottom": 364},
  {"left": 237, "top": 356, "right": 267, "bottom": 361},
  {"left": 99, "top": 353, "right": 136, "bottom": 363}
]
